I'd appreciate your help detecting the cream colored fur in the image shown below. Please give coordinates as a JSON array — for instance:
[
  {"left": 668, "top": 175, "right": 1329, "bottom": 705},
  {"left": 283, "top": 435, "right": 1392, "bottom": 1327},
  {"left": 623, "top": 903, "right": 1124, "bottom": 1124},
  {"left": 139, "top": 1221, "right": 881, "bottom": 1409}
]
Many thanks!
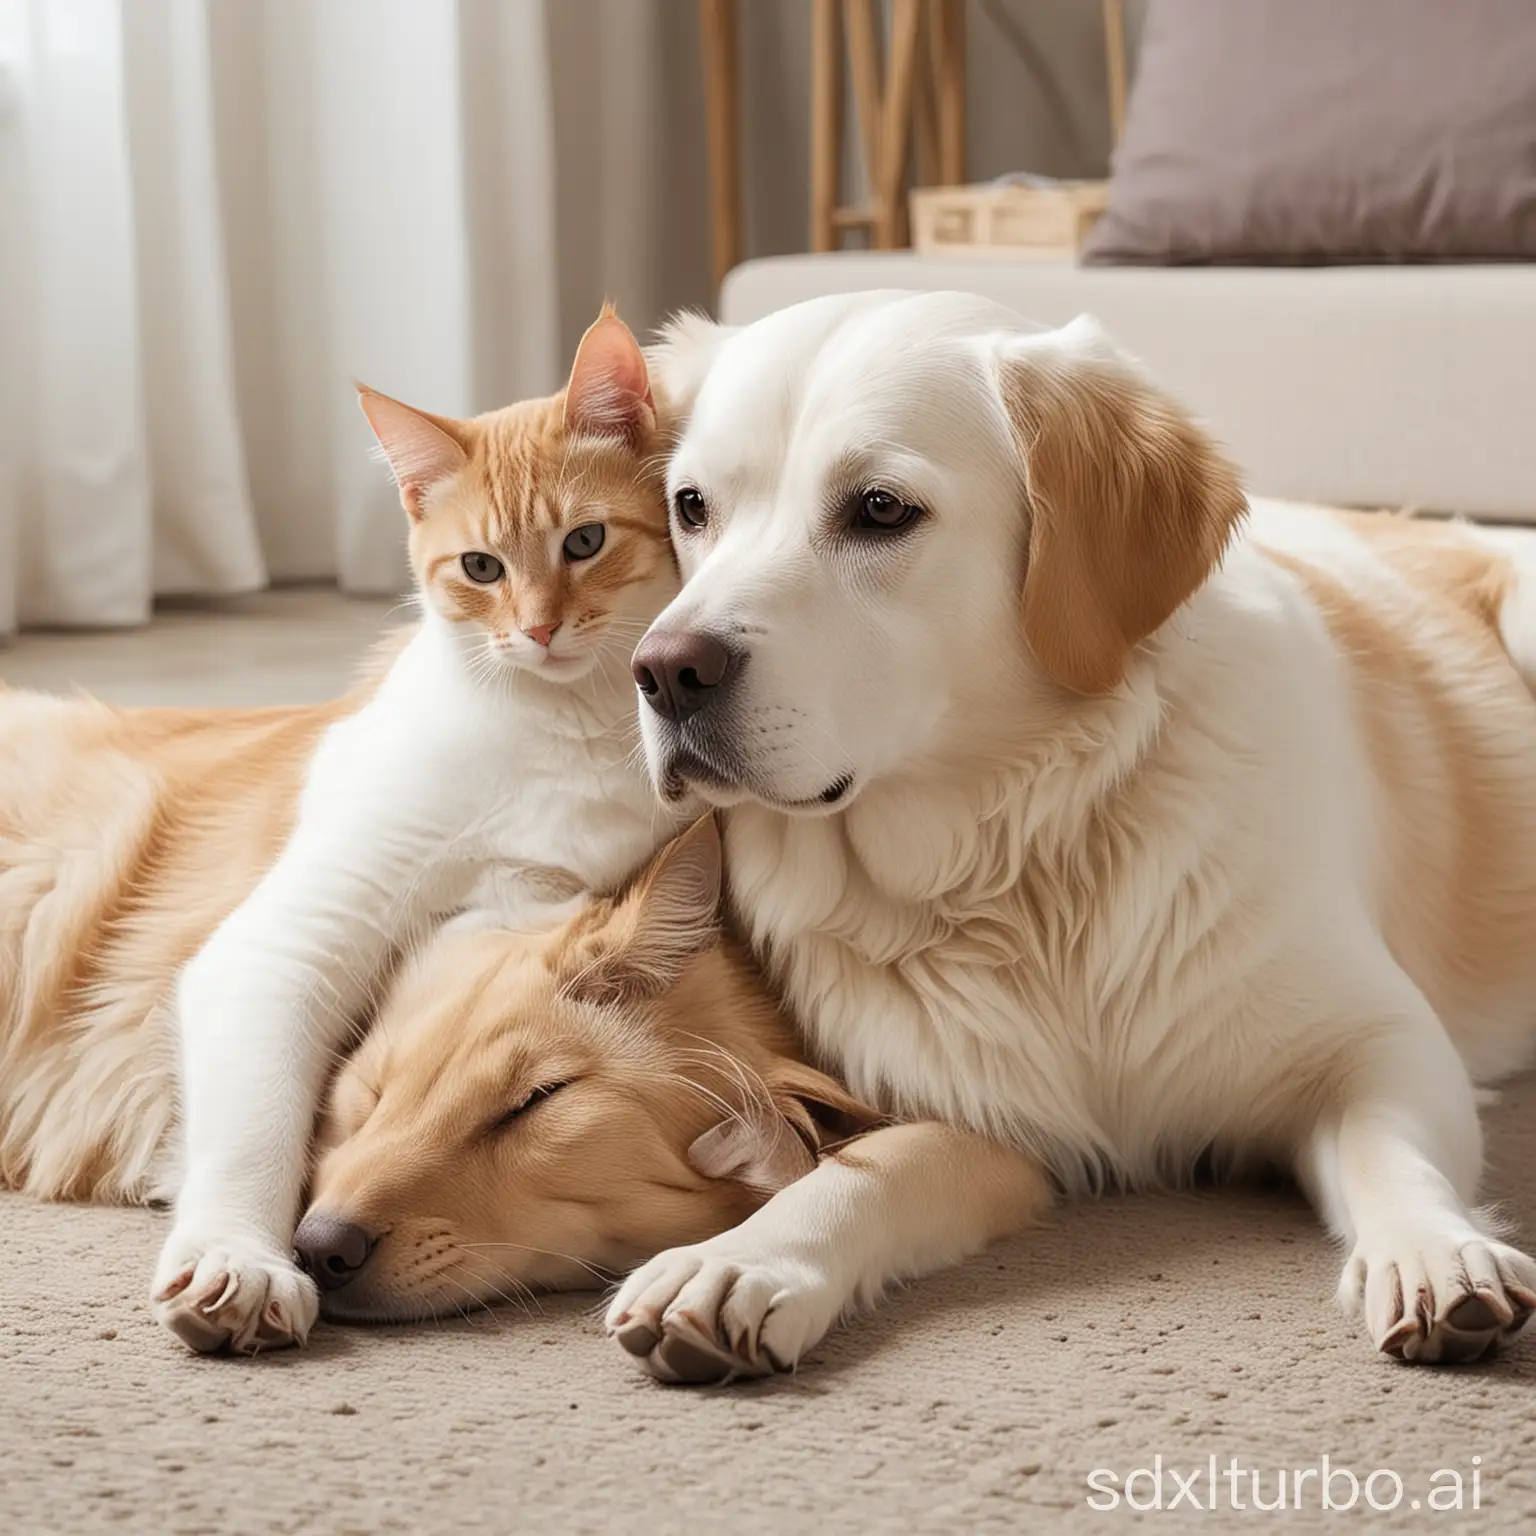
[
  {"left": 306, "top": 818, "right": 879, "bottom": 1321},
  {"left": 0, "top": 684, "right": 355, "bottom": 1203},
  {"left": 0, "top": 695, "right": 872, "bottom": 1322}
]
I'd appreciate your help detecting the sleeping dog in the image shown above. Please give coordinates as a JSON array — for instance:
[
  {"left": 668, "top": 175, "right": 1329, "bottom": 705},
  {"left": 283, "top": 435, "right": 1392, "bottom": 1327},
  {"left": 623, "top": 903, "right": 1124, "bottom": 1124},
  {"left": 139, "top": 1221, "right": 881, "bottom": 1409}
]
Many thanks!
[{"left": 0, "top": 681, "right": 873, "bottom": 1344}]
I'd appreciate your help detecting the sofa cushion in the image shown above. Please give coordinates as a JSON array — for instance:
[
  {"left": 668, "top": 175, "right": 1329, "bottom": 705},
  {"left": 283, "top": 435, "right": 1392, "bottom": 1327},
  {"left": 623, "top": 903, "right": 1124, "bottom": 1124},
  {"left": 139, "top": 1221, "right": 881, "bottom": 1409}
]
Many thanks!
[
  {"left": 1082, "top": 0, "right": 1536, "bottom": 265},
  {"left": 720, "top": 255, "right": 1536, "bottom": 522}
]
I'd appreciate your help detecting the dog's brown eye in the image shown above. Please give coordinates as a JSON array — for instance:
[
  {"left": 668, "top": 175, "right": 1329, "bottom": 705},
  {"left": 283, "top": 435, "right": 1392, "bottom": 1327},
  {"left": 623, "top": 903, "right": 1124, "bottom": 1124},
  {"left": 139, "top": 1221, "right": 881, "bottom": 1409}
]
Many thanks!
[
  {"left": 487, "top": 1079, "right": 573, "bottom": 1135},
  {"left": 855, "top": 489, "right": 922, "bottom": 533},
  {"left": 674, "top": 488, "right": 708, "bottom": 529},
  {"left": 462, "top": 551, "right": 504, "bottom": 583}
]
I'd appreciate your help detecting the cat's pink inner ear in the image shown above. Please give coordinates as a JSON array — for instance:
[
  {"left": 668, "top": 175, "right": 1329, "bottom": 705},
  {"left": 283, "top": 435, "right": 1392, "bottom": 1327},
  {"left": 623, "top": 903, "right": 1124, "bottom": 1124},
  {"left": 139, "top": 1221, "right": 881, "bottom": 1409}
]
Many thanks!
[
  {"left": 563, "top": 305, "right": 655, "bottom": 442},
  {"left": 357, "top": 387, "right": 470, "bottom": 521}
]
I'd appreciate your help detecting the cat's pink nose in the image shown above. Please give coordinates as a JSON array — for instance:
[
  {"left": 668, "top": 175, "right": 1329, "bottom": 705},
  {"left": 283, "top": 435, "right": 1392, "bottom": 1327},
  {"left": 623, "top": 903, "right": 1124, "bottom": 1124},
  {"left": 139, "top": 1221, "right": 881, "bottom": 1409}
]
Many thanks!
[{"left": 523, "top": 621, "right": 559, "bottom": 649}]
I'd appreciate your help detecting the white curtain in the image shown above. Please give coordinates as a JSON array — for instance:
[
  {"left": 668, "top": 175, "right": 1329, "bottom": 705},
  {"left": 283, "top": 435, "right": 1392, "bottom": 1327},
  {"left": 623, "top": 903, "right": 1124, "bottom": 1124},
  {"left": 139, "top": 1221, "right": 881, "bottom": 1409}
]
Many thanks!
[
  {"left": 0, "top": 0, "right": 565, "bottom": 633},
  {"left": 0, "top": 0, "right": 1115, "bottom": 635}
]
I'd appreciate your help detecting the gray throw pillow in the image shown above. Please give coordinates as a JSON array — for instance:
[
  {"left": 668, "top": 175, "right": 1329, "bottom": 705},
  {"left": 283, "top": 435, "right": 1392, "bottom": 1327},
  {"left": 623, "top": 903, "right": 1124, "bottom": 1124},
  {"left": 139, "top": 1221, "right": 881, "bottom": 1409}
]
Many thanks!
[{"left": 1083, "top": 0, "right": 1536, "bottom": 264}]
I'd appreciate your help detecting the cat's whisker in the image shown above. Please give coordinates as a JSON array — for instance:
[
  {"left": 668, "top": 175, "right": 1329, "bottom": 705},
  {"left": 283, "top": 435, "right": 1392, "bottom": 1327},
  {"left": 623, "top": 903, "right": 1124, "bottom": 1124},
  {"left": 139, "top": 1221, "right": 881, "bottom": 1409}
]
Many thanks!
[{"left": 377, "top": 595, "right": 421, "bottom": 626}]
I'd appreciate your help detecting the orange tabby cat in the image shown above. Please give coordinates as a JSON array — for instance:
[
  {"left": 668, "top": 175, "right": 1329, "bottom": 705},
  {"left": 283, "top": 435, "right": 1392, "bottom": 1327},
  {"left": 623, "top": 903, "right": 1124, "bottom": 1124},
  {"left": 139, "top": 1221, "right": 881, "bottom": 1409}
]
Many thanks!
[
  {"left": 362, "top": 303, "right": 674, "bottom": 686},
  {"left": 0, "top": 307, "right": 693, "bottom": 1355}
]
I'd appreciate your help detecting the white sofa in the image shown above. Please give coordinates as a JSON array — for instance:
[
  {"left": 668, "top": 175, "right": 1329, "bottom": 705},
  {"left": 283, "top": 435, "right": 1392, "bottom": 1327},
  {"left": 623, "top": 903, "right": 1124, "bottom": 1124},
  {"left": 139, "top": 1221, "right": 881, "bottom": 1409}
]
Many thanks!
[{"left": 721, "top": 256, "right": 1536, "bottom": 523}]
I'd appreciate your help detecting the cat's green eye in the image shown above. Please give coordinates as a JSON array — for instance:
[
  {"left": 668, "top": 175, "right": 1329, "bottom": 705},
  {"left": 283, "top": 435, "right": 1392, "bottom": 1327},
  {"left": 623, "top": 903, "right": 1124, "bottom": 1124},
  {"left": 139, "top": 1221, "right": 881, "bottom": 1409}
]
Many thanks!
[
  {"left": 461, "top": 552, "right": 504, "bottom": 584},
  {"left": 562, "top": 523, "right": 606, "bottom": 562}
]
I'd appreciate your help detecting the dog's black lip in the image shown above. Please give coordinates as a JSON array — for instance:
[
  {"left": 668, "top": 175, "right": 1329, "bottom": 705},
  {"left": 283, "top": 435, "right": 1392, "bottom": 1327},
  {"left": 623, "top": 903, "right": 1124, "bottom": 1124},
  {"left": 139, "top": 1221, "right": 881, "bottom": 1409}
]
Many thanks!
[
  {"left": 663, "top": 749, "right": 854, "bottom": 813},
  {"left": 816, "top": 774, "right": 854, "bottom": 806},
  {"left": 774, "top": 774, "right": 854, "bottom": 812},
  {"left": 661, "top": 747, "right": 737, "bottom": 802}
]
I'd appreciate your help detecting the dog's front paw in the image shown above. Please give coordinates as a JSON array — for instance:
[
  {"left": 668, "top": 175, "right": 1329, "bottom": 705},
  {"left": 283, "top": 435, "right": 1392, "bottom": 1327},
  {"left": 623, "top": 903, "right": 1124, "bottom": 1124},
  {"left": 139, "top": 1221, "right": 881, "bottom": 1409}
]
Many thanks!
[
  {"left": 605, "top": 1241, "right": 844, "bottom": 1385},
  {"left": 152, "top": 1228, "right": 318, "bottom": 1355},
  {"left": 1340, "top": 1233, "right": 1536, "bottom": 1364}
]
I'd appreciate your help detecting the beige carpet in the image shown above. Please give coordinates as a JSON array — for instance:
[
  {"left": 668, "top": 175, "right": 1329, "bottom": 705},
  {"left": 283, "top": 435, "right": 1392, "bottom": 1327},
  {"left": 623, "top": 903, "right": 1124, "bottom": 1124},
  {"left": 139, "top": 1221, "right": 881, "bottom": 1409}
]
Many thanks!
[{"left": 4, "top": 592, "right": 1536, "bottom": 1534}]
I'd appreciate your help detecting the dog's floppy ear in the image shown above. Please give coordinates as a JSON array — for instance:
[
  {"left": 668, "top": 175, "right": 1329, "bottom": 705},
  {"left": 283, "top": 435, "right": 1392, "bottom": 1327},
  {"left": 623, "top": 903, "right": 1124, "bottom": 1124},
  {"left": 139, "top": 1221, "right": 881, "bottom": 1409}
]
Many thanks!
[
  {"left": 997, "top": 317, "right": 1247, "bottom": 696},
  {"left": 645, "top": 310, "right": 737, "bottom": 434},
  {"left": 559, "top": 816, "right": 722, "bottom": 1005},
  {"left": 687, "top": 1059, "right": 884, "bottom": 1196}
]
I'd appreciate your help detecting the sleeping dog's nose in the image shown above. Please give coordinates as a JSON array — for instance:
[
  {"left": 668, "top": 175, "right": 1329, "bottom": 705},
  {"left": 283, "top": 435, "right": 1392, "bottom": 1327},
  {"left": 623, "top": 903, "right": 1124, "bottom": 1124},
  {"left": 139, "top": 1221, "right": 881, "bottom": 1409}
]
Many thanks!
[
  {"left": 293, "top": 1211, "right": 377, "bottom": 1292},
  {"left": 632, "top": 629, "right": 740, "bottom": 724}
]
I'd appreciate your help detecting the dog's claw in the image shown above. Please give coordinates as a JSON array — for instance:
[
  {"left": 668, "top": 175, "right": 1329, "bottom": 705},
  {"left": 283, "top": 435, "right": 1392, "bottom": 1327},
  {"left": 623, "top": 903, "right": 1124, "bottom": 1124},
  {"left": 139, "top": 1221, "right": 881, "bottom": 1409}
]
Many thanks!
[
  {"left": 1343, "top": 1235, "right": 1536, "bottom": 1365},
  {"left": 613, "top": 1319, "right": 661, "bottom": 1358}
]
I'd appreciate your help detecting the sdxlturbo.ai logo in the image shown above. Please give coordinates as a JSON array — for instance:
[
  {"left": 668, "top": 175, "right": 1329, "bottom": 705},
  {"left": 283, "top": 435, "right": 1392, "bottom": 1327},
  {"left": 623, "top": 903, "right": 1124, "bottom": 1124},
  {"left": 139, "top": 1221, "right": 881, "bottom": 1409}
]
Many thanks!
[{"left": 1086, "top": 1455, "right": 1483, "bottom": 1514}]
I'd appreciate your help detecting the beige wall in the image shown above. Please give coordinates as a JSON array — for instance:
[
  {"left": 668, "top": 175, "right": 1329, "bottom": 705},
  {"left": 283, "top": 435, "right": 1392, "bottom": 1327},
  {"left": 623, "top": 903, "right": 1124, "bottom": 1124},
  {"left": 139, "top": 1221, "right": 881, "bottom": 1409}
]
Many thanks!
[{"left": 545, "top": 0, "right": 1135, "bottom": 361}]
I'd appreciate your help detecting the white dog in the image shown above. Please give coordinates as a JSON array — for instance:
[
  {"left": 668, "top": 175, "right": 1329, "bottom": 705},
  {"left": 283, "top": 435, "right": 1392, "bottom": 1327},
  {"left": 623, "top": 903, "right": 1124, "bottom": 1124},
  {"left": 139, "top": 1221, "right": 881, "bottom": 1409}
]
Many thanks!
[{"left": 605, "top": 289, "right": 1536, "bottom": 1382}]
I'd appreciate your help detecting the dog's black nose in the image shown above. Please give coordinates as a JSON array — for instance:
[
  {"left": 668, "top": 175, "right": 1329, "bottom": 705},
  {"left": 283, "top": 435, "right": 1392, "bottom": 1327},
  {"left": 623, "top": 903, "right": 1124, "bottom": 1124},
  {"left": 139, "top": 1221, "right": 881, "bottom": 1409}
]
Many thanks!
[
  {"left": 632, "top": 630, "right": 739, "bottom": 724},
  {"left": 293, "top": 1211, "right": 377, "bottom": 1293}
]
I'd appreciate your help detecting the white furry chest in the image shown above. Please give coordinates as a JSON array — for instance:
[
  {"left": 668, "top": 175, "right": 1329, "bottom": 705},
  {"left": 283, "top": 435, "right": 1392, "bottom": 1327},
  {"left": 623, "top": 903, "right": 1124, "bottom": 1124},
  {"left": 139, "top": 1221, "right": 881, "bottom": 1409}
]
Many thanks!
[
  {"left": 724, "top": 579, "right": 1363, "bottom": 1188},
  {"left": 304, "top": 626, "right": 679, "bottom": 929},
  {"left": 456, "top": 726, "right": 677, "bottom": 907},
  {"left": 729, "top": 806, "right": 1239, "bottom": 1182}
]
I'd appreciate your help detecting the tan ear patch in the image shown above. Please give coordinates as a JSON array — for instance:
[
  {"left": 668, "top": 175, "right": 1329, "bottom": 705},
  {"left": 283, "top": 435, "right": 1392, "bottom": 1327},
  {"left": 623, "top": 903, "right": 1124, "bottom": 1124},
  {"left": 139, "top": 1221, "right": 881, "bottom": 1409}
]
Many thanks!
[
  {"left": 1000, "top": 341, "right": 1247, "bottom": 695},
  {"left": 557, "top": 816, "right": 722, "bottom": 1004},
  {"left": 765, "top": 1057, "right": 886, "bottom": 1152},
  {"left": 685, "top": 1060, "right": 883, "bottom": 1196},
  {"left": 686, "top": 1103, "right": 818, "bottom": 1195}
]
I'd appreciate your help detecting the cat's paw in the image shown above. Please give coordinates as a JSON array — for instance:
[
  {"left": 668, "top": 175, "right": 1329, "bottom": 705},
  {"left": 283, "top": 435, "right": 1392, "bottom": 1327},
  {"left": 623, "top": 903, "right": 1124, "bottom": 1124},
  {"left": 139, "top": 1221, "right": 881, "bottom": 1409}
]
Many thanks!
[
  {"left": 606, "top": 1240, "right": 843, "bottom": 1385},
  {"left": 1339, "top": 1232, "right": 1536, "bottom": 1364},
  {"left": 152, "top": 1228, "right": 318, "bottom": 1355}
]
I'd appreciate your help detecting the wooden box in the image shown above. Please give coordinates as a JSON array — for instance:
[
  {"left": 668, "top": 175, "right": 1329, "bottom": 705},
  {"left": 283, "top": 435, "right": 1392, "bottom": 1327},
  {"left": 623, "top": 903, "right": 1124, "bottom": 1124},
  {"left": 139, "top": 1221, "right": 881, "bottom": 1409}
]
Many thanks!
[{"left": 909, "top": 180, "right": 1110, "bottom": 261}]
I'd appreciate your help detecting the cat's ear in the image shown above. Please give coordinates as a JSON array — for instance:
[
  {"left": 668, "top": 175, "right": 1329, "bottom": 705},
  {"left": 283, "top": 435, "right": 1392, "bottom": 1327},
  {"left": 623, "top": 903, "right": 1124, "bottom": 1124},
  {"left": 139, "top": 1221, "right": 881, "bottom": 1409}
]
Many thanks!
[
  {"left": 564, "top": 303, "right": 655, "bottom": 442},
  {"left": 357, "top": 386, "right": 471, "bottom": 521}
]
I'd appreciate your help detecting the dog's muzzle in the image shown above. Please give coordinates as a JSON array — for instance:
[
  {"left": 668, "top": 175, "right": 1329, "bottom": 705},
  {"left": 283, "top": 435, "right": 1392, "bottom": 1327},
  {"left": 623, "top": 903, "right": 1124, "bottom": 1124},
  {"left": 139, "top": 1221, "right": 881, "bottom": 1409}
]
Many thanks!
[
  {"left": 632, "top": 628, "right": 852, "bottom": 811},
  {"left": 632, "top": 628, "right": 744, "bottom": 726}
]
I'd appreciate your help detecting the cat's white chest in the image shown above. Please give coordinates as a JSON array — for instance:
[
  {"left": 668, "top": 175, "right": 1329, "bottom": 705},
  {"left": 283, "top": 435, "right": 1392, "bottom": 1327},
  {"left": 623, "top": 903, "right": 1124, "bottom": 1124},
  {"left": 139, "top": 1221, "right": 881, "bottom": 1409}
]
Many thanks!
[
  {"left": 465, "top": 707, "right": 676, "bottom": 901},
  {"left": 312, "top": 622, "right": 685, "bottom": 934}
]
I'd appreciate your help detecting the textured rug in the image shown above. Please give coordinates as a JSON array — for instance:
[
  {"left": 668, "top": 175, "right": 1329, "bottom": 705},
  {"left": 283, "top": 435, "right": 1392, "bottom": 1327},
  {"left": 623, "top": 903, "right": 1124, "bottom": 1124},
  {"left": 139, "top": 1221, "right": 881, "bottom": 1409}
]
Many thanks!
[{"left": 4, "top": 1075, "right": 1533, "bottom": 1535}]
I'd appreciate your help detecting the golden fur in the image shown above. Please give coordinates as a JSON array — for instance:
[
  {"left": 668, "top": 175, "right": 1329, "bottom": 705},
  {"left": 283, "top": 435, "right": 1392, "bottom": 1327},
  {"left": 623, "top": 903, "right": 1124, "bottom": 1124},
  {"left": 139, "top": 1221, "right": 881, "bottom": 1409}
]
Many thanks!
[
  {"left": 1001, "top": 345, "right": 1248, "bottom": 696},
  {"left": 136, "top": 311, "right": 725, "bottom": 1354},
  {"left": 605, "top": 295, "right": 1536, "bottom": 1379},
  {"left": 0, "top": 683, "right": 357, "bottom": 1200},
  {"left": 1, "top": 315, "right": 876, "bottom": 1319},
  {"left": 0, "top": 683, "right": 873, "bottom": 1310},
  {"left": 309, "top": 834, "right": 876, "bottom": 1318},
  {"left": 1259, "top": 512, "right": 1536, "bottom": 1066}
]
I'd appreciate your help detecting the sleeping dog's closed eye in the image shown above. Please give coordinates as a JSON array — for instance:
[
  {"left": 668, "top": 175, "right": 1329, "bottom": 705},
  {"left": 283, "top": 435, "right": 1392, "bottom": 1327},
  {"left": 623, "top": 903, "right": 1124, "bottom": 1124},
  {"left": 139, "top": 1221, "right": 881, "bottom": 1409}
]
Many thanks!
[{"left": 486, "top": 1079, "right": 574, "bottom": 1136}]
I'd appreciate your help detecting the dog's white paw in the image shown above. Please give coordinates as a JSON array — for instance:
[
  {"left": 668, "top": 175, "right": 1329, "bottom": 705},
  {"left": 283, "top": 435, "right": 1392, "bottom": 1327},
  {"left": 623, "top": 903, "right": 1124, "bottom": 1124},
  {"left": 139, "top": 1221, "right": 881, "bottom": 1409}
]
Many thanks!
[
  {"left": 1339, "top": 1232, "right": 1536, "bottom": 1364},
  {"left": 606, "top": 1241, "right": 844, "bottom": 1385},
  {"left": 152, "top": 1228, "right": 318, "bottom": 1355}
]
